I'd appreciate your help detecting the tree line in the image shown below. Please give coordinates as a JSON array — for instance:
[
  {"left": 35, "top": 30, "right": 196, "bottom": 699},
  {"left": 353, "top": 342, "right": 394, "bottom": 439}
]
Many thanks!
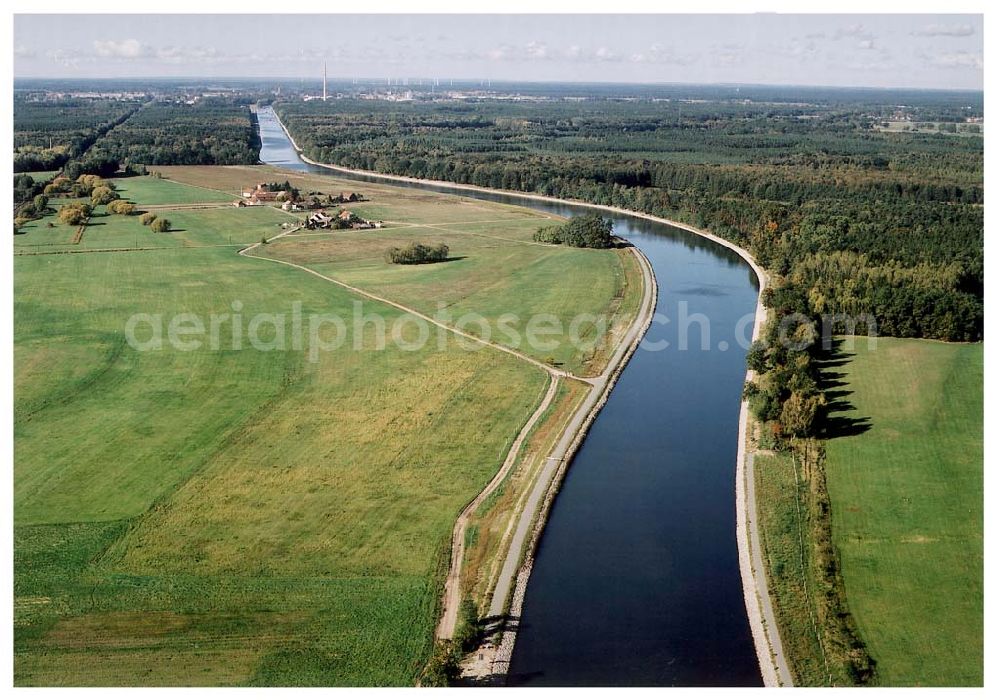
[{"left": 275, "top": 98, "right": 982, "bottom": 346}]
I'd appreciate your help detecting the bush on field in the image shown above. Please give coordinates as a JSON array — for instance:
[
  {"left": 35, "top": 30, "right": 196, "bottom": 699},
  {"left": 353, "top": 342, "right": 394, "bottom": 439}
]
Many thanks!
[
  {"left": 384, "top": 242, "right": 450, "bottom": 264},
  {"left": 140, "top": 212, "right": 157, "bottom": 226},
  {"left": 58, "top": 202, "right": 92, "bottom": 226},
  {"left": 150, "top": 217, "right": 172, "bottom": 233},
  {"left": 73, "top": 174, "right": 109, "bottom": 198},
  {"left": 90, "top": 185, "right": 119, "bottom": 206},
  {"left": 43, "top": 177, "right": 72, "bottom": 195},
  {"left": 534, "top": 213, "right": 614, "bottom": 248},
  {"left": 107, "top": 200, "right": 136, "bottom": 215}
]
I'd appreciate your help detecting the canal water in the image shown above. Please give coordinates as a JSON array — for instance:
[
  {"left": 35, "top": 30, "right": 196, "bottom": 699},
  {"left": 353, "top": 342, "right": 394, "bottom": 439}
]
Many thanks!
[{"left": 256, "top": 106, "right": 763, "bottom": 686}]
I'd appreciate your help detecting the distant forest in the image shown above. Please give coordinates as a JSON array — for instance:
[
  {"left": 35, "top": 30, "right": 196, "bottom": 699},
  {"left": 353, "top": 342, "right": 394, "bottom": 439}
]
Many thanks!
[
  {"left": 13, "top": 96, "right": 139, "bottom": 172},
  {"left": 86, "top": 99, "right": 261, "bottom": 167},
  {"left": 13, "top": 96, "right": 261, "bottom": 174},
  {"left": 275, "top": 97, "right": 983, "bottom": 346}
]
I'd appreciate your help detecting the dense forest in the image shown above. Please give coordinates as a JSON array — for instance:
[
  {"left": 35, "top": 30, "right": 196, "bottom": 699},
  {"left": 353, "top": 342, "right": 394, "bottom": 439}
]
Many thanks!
[
  {"left": 85, "top": 98, "right": 261, "bottom": 167},
  {"left": 13, "top": 96, "right": 140, "bottom": 172},
  {"left": 14, "top": 96, "right": 260, "bottom": 177},
  {"left": 275, "top": 97, "right": 983, "bottom": 347}
]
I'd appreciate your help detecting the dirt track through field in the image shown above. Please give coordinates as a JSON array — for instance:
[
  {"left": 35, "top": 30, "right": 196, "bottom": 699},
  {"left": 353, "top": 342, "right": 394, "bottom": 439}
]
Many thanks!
[{"left": 237, "top": 225, "right": 652, "bottom": 643}]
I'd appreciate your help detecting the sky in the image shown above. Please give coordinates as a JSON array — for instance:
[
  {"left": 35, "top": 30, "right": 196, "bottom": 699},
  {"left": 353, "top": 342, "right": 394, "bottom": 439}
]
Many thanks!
[{"left": 12, "top": 14, "right": 984, "bottom": 90}]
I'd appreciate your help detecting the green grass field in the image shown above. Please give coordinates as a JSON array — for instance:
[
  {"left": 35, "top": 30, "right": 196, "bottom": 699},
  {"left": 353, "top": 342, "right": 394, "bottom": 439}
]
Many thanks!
[
  {"left": 159, "top": 164, "right": 642, "bottom": 375},
  {"left": 753, "top": 448, "right": 836, "bottom": 685},
  {"left": 14, "top": 176, "right": 292, "bottom": 253},
  {"left": 21, "top": 169, "right": 62, "bottom": 183},
  {"left": 823, "top": 337, "right": 983, "bottom": 686},
  {"left": 112, "top": 175, "right": 236, "bottom": 205},
  {"left": 14, "top": 167, "right": 635, "bottom": 685},
  {"left": 755, "top": 337, "right": 982, "bottom": 687},
  {"left": 263, "top": 224, "right": 640, "bottom": 376}
]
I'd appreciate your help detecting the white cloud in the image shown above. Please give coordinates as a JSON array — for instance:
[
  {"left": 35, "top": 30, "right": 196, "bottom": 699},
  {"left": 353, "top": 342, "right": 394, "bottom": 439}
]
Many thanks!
[
  {"left": 486, "top": 44, "right": 513, "bottom": 61},
  {"left": 93, "top": 38, "right": 147, "bottom": 59},
  {"left": 46, "top": 48, "right": 86, "bottom": 68},
  {"left": 480, "top": 42, "right": 624, "bottom": 64},
  {"left": 155, "top": 45, "right": 223, "bottom": 64},
  {"left": 14, "top": 45, "right": 36, "bottom": 58},
  {"left": 787, "top": 40, "right": 819, "bottom": 57},
  {"left": 89, "top": 39, "right": 235, "bottom": 64},
  {"left": 525, "top": 41, "right": 550, "bottom": 60},
  {"left": 832, "top": 24, "right": 874, "bottom": 41},
  {"left": 857, "top": 39, "right": 876, "bottom": 51},
  {"left": 923, "top": 50, "right": 983, "bottom": 69},
  {"left": 912, "top": 24, "right": 975, "bottom": 37},
  {"left": 630, "top": 44, "right": 696, "bottom": 66},
  {"left": 593, "top": 46, "right": 622, "bottom": 62}
]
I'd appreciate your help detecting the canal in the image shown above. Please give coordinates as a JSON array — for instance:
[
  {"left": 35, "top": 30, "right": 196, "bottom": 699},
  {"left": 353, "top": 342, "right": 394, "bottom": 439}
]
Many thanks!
[{"left": 256, "top": 105, "right": 763, "bottom": 686}]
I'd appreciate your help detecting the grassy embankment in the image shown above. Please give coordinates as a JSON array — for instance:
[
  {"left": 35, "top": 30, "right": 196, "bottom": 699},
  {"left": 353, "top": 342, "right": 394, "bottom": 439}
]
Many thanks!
[
  {"left": 14, "top": 167, "right": 640, "bottom": 685},
  {"left": 754, "top": 337, "right": 982, "bottom": 686}
]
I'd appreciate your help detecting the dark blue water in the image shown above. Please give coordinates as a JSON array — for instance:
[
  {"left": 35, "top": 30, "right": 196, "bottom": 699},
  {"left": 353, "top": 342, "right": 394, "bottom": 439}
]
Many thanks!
[{"left": 256, "top": 106, "right": 762, "bottom": 686}]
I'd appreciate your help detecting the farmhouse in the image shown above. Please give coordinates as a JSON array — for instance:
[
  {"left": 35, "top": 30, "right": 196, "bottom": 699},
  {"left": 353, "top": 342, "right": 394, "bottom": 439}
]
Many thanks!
[
  {"left": 306, "top": 211, "right": 334, "bottom": 229},
  {"left": 305, "top": 208, "right": 382, "bottom": 230},
  {"left": 241, "top": 183, "right": 282, "bottom": 205}
]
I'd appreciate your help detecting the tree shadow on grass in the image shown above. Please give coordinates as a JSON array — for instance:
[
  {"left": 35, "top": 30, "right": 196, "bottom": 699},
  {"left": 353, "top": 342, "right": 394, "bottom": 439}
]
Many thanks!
[
  {"left": 392, "top": 256, "right": 468, "bottom": 265},
  {"left": 816, "top": 338, "right": 872, "bottom": 439}
]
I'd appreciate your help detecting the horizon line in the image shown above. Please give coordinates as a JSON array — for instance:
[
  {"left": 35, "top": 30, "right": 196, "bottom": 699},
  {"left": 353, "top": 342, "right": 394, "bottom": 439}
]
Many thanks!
[{"left": 12, "top": 76, "right": 985, "bottom": 93}]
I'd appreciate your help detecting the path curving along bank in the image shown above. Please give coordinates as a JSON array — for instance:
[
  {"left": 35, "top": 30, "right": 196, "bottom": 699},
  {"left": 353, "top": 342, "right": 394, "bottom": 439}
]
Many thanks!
[{"left": 261, "top": 107, "right": 789, "bottom": 685}]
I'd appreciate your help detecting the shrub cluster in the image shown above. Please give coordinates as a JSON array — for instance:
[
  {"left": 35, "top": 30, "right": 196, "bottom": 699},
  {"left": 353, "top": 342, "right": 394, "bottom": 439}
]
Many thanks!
[
  {"left": 107, "top": 200, "right": 136, "bottom": 216},
  {"left": 533, "top": 213, "right": 614, "bottom": 248},
  {"left": 150, "top": 217, "right": 172, "bottom": 233},
  {"left": 384, "top": 242, "right": 450, "bottom": 264},
  {"left": 57, "top": 202, "right": 92, "bottom": 226}
]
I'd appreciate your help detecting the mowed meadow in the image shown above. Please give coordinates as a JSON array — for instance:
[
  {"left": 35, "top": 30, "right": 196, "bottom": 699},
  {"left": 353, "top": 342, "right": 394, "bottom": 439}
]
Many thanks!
[
  {"left": 823, "top": 338, "right": 983, "bottom": 686},
  {"left": 13, "top": 168, "right": 637, "bottom": 685},
  {"left": 263, "top": 223, "right": 641, "bottom": 375},
  {"left": 754, "top": 337, "right": 982, "bottom": 686}
]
